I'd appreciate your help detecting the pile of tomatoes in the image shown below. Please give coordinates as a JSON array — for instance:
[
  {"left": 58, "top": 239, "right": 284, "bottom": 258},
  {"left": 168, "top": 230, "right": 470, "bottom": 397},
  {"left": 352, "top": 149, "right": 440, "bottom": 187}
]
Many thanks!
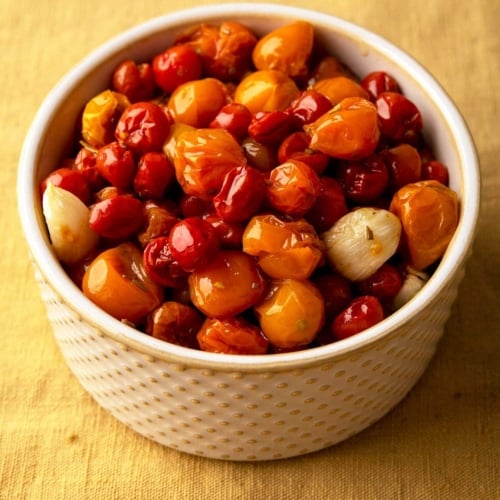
[{"left": 40, "top": 20, "right": 459, "bottom": 354}]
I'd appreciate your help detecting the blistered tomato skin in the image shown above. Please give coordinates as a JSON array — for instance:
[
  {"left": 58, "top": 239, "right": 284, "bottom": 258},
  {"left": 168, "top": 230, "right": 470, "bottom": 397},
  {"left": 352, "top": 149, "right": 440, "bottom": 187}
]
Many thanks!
[
  {"left": 242, "top": 214, "right": 325, "bottom": 280},
  {"left": 137, "top": 201, "right": 179, "bottom": 248},
  {"left": 188, "top": 250, "right": 266, "bottom": 318},
  {"left": 74, "top": 147, "right": 105, "bottom": 192},
  {"left": 197, "top": 317, "right": 268, "bottom": 355},
  {"left": 331, "top": 295, "right": 384, "bottom": 340},
  {"left": 168, "top": 217, "right": 220, "bottom": 272},
  {"left": 173, "top": 128, "right": 247, "bottom": 200},
  {"left": 209, "top": 103, "right": 252, "bottom": 138},
  {"left": 287, "top": 89, "right": 333, "bottom": 129},
  {"left": 82, "top": 242, "right": 164, "bottom": 325},
  {"left": 248, "top": 111, "right": 292, "bottom": 145},
  {"left": 389, "top": 180, "right": 459, "bottom": 270},
  {"left": 89, "top": 195, "right": 144, "bottom": 240},
  {"left": 115, "top": 102, "right": 170, "bottom": 154},
  {"left": 255, "top": 278, "right": 325, "bottom": 349},
  {"left": 266, "top": 159, "right": 321, "bottom": 216},
  {"left": 278, "top": 131, "right": 329, "bottom": 176},
  {"left": 111, "top": 60, "right": 156, "bottom": 103},
  {"left": 213, "top": 165, "right": 266, "bottom": 223},
  {"left": 152, "top": 44, "right": 203, "bottom": 94},
  {"left": 252, "top": 21, "right": 314, "bottom": 78},
  {"left": 305, "top": 97, "right": 380, "bottom": 161}
]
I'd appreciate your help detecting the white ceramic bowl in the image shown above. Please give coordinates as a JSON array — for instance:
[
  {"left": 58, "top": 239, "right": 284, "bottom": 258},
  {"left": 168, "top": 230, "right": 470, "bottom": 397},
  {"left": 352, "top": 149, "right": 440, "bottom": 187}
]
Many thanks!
[{"left": 17, "top": 3, "right": 480, "bottom": 461}]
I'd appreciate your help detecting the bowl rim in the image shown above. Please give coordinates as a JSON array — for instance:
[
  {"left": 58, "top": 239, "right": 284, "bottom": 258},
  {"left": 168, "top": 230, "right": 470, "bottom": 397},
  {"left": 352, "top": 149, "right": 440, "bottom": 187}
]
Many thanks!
[{"left": 17, "top": 2, "right": 481, "bottom": 372}]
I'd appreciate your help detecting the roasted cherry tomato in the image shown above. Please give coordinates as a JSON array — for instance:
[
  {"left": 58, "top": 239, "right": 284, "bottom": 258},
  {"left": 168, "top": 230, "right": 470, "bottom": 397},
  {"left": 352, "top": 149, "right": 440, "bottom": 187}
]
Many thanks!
[
  {"left": 152, "top": 44, "right": 203, "bottom": 94},
  {"left": 74, "top": 147, "right": 105, "bottom": 192},
  {"left": 167, "top": 78, "right": 229, "bottom": 128},
  {"left": 111, "top": 60, "right": 156, "bottom": 103},
  {"left": 197, "top": 317, "right": 268, "bottom": 355},
  {"left": 188, "top": 250, "right": 265, "bottom": 318},
  {"left": 313, "top": 272, "right": 353, "bottom": 322},
  {"left": 234, "top": 69, "right": 299, "bottom": 113},
  {"left": 137, "top": 200, "right": 179, "bottom": 248},
  {"left": 278, "top": 131, "right": 329, "bottom": 175},
  {"left": 241, "top": 137, "right": 278, "bottom": 172},
  {"left": 213, "top": 165, "right": 266, "bottom": 222},
  {"left": 331, "top": 295, "right": 384, "bottom": 340},
  {"left": 357, "top": 263, "right": 403, "bottom": 304},
  {"left": 252, "top": 21, "right": 314, "bottom": 78},
  {"left": 95, "top": 141, "right": 136, "bottom": 190},
  {"left": 81, "top": 90, "right": 130, "bottom": 148},
  {"left": 209, "top": 102, "right": 252, "bottom": 138},
  {"left": 360, "top": 71, "right": 401, "bottom": 101},
  {"left": 173, "top": 128, "right": 247, "bottom": 200},
  {"left": 389, "top": 180, "right": 459, "bottom": 270},
  {"left": 312, "top": 76, "right": 369, "bottom": 106},
  {"left": 305, "top": 97, "right": 380, "bottom": 160},
  {"left": 89, "top": 195, "right": 144, "bottom": 240},
  {"left": 115, "top": 101, "right": 171, "bottom": 153},
  {"left": 40, "top": 167, "right": 91, "bottom": 204},
  {"left": 307, "top": 55, "right": 356, "bottom": 87},
  {"left": 176, "top": 22, "right": 257, "bottom": 82},
  {"left": 287, "top": 89, "right": 333, "bottom": 129},
  {"left": 146, "top": 301, "right": 203, "bottom": 349},
  {"left": 255, "top": 278, "right": 324, "bottom": 349},
  {"left": 248, "top": 110, "right": 292, "bottom": 145},
  {"left": 242, "top": 214, "right": 324, "bottom": 280},
  {"left": 83, "top": 242, "right": 163, "bottom": 324},
  {"left": 266, "top": 159, "right": 321, "bottom": 216},
  {"left": 376, "top": 91, "right": 422, "bottom": 144},
  {"left": 133, "top": 151, "right": 175, "bottom": 199},
  {"left": 421, "top": 159, "right": 449, "bottom": 185},
  {"left": 381, "top": 143, "right": 422, "bottom": 193},
  {"left": 168, "top": 216, "right": 220, "bottom": 272}
]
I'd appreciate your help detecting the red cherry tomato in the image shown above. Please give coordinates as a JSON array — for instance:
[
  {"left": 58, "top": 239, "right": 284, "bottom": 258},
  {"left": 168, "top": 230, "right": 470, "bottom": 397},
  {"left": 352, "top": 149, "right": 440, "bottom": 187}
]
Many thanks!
[
  {"left": 331, "top": 295, "right": 384, "bottom": 340},
  {"left": 40, "top": 167, "right": 91, "bottom": 204},
  {"left": 115, "top": 102, "right": 170, "bottom": 153},
  {"left": 89, "top": 195, "right": 144, "bottom": 240},
  {"left": 152, "top": 44, "right": 203, "bottom": 94},
  {"left": 278, "top": 131, "right": 329, "bottom": 175},
  {"left": 287, "top": 89, "right": 333, "bottom": 129},
  {"left": 336, "top": 155, "right": 389, "bottom": 203},
  {"left": 380, "top": 143, "right": 422, "bottom": 193},
  {"left": 168, "top": 217, "right": 220, "bottom": 272},
  {"left": 375, "top": 91, "right": 422, "bottom": 144},
  {"left": 248, "top": 110, "right": 292, "bottom": 144},
  {"left": 213, "top": 165, "right": 266, "bottom": 222},
  {"left": 95, "top": 141, "right": 136, "bottom": 189},
  {"left": 360, "top": 71, "right": 401, "bottom": 101},
  {"left": 357, "top": 263, "right": 403, "bottom": 304},
  {"left": 313, "top": 272, "right": 353, "bottom": 322},
  {"left": 74, "top": 147, "right": 105, "bottom": 192},
  {"left": 421, "top": 159, "right": 449, "bottom": 185},
  {"left": 143, "top": 236, "right": 188, "bottom": 288},
  {"left": 209, "top": 102, "right": 252, "bottom": 138},
  {"left": 112, "top": 59, "right": 156, "bottom": 103},
  {"left": 133, "top": 151, "right": 175, "bottom": 199}
]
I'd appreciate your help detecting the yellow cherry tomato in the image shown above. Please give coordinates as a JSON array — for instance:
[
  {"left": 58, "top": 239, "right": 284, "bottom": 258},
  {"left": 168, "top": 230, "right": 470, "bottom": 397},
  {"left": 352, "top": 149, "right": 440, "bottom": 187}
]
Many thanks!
[
  {"left": 234, "top": 69, "right": 299, "bottom": 113},
  {"left": 254, "top": 278, "right": 324, "bottom": 349},
  {"left": 252, "top": 21, "right": 314, "bottom": 78}
]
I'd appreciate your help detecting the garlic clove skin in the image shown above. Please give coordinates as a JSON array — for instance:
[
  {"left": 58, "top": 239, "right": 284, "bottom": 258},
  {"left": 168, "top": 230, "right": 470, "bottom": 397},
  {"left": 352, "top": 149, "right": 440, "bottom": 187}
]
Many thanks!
[
  {"left": 392, "top": 267, "right": 429, "bottom": 310},
  {"left": 42, "top": 183, "right": 99, "bottom": 264},
  {"left": 322, "top": 207, "right": 402, "bottom": 281}
]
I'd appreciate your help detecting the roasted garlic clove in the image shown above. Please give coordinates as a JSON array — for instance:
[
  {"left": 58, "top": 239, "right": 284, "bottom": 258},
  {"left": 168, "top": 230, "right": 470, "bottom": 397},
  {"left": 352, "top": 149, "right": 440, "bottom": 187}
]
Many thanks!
[
  {"left": 392, "top": 267, "right": 429, "bottom": 310},
  {"left": 322, "top": 207, "right": 401, "bottom": 281},
  {"left": 42, "top": 183, "right": 99, "bottom": 264}
]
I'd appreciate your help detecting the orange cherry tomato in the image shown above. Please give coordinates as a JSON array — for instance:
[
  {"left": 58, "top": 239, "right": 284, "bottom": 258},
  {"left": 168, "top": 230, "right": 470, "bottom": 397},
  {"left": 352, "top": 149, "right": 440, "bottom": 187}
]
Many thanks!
[
  {"left": 82, "top": 242, "right": 164, "bottom": 325},
  {"left": 389, "top": 180, "right": 459, "bottom": 270},
  {"left": 167, "top": 78, "right": 229, "bottom": 128},
  {"left": 173, "top": 128, "right": 247, "bottom": 200},
  {"left": 254, "top": 278, "right": 324, "bottom": 349},
  {"left": 252, "top": 21, "right": 314, "bottom": 78},
  {"left": 233, "top": 69, "right": 299, "bottom": 113},
  {"left": 307, "top": 55, "right": 357, "bottom": 86},
  {"left": 242, "top": 214, "right": 325, "bottom": 279},
  {"left": 162, "top": 122, "right": 195, "bottom": 164},
  {"left": 188, "top": 250, "right": 266, "bottom": 318},
  {"left": 81, "top": 90, "right": 130, "bottom": 148},
  {"left": 305, "top": 97, "right": 380, "bottom": 160},
  {"left": 175, "top": 22, "right": 258, "bottom": 82},
  {"left": 197, "top": 317, "right": 268, "bottom": 354},
  {"left": 312, "top": 76, "right": 369, "bottom": 106},
  {"left": 266, "top": 159, "right": 321, "bottom": 216}
]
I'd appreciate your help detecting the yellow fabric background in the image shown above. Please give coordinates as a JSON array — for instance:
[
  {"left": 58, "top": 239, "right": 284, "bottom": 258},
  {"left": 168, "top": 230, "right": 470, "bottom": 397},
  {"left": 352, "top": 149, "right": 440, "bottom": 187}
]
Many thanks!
[{"left": 1, "top": 0, "right": 499, "bottom": 498}]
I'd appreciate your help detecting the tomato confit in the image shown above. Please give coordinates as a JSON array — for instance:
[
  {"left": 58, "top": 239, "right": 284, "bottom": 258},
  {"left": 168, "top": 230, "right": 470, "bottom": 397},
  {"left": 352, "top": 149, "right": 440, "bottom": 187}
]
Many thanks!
[{"left": 40, "top": 20, "right": 459, "bottom": 354}]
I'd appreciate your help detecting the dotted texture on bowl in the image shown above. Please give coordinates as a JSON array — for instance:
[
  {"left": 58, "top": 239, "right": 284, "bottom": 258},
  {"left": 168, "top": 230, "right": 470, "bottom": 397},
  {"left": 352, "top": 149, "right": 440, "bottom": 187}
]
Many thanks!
[{"left": 34, "top": 263, "right": 463, "bottom": 461}]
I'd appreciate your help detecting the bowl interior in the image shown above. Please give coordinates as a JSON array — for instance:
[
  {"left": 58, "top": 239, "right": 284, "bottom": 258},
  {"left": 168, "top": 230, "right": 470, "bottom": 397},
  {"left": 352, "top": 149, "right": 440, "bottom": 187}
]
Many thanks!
[{"left": 17, "top": 3, "right": 480, "bottom": 370}]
